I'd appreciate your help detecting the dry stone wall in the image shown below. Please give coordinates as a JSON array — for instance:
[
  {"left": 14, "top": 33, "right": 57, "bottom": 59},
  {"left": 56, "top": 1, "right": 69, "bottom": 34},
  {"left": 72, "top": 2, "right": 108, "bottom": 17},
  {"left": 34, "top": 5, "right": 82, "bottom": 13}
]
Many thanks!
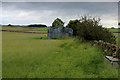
[{"left": 91, "top": 40, "right": 120, "bottom": 58}]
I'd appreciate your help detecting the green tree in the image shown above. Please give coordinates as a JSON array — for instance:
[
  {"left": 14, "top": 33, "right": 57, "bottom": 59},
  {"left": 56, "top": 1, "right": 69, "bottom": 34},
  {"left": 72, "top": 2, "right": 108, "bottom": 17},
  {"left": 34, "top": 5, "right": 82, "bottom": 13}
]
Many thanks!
[
  {"left": 66, "top": 16, "right": 116, "bottom": 44},
  {"left": 66, "top": 20, "right": 80, "bottom": 36},
  {"left": 52, "top": 18, "right": 64, "bottom": 27},
  {"left": 8, "top": 24, "right": 12, "bottom": 26}
]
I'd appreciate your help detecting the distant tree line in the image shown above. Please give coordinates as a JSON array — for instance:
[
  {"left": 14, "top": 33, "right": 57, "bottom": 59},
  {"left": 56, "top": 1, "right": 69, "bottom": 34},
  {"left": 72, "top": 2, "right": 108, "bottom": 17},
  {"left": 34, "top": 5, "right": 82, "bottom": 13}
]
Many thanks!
[
  {"left": 27, "top": 24, "right": 47, "bottom": 27},
  {"left": 7, "top": 24, "right": 47, "bottom": 27}
]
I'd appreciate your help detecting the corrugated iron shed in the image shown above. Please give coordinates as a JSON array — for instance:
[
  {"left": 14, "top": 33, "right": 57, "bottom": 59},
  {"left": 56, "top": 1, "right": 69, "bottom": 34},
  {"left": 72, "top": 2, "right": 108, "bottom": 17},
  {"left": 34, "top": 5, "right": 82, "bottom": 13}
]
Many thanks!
[{"left": 47, "top": 26, "right": 73, "bottom": 39}]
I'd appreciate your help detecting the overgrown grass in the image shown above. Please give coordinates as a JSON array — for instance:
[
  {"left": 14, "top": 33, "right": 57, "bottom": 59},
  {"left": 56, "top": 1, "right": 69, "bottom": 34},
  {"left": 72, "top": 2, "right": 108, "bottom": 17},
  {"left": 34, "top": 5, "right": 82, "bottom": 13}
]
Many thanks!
[{"left": 2, "top": 32, "right": 118, "bottom": 78}]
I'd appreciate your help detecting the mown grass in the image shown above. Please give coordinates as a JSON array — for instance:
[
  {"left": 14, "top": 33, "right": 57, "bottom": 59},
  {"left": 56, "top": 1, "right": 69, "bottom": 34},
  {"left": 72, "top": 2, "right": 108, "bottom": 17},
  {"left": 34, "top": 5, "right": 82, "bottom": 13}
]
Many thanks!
[
  {"left": 1, "top": 26, "right": 48, "bottom": 33},
  {"left": 30, "top": 27, "right": 50, "bottom": 31},
  {"left": 1, "top": 26, "right": 49, "bottom": 31},
  {"left": 1, "top": 26, "right": 33, "bottom": 31},
  {"left": 27, "top": 31, "right": 47, "bottom": 34},
  {"left": 2, "top": 32, "right": 118, "bottom": 78}
]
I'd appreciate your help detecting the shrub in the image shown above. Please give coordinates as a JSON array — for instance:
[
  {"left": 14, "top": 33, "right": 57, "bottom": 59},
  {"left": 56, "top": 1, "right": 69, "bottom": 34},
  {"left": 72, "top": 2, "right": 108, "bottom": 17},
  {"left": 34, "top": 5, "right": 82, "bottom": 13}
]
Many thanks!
[{"left": 66, "top": 16, "right": 116, "bottom": 44}]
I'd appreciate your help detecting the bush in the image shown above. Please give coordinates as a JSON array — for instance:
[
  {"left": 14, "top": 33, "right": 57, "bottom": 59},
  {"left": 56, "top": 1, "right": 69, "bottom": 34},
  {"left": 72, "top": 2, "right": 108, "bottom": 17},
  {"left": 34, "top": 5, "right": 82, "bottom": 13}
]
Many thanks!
[{"left": 66, "top": 16, "right": 116, "bottom": 44}]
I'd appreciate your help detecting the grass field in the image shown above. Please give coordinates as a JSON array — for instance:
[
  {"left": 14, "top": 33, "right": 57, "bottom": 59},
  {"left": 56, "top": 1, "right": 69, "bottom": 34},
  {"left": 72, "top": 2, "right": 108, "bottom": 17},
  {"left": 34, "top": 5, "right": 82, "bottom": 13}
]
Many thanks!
[
  {"left": 107, "top": 28, "right": 120, "bottom": 46},
  {"left": 2, "top": 32, "right": 118, "bottom": 78},
  {"left": 30, "top": 27, "right": 50, "bottom": 31},
  {"left": 1, "top": 26, "right": 33, "bottom": 31},
  {"left": 107, "top": 28, "right": 120, "bottom": 33},
  {"left": 1, "top": 26, "right": 49, "bottom": 34},
  {"left": 27, "top": 31, "right": 47, "bottom": 34},
  {"left": 1, "top": 26, "right": 49, "bottom": 31}
]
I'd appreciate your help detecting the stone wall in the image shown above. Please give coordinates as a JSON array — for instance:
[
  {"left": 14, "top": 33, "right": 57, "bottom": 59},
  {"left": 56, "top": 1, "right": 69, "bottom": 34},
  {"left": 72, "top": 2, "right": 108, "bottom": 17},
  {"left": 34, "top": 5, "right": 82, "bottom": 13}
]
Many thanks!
[{"left": 91, "top": 40, "right": 120, "bottom": 58}]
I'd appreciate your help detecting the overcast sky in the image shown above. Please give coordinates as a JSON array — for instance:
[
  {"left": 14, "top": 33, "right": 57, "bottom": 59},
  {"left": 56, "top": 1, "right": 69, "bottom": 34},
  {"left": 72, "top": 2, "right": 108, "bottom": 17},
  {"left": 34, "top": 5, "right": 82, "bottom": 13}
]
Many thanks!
[{"left": 1, "top": 2, "right": 118, "bottom": 28}]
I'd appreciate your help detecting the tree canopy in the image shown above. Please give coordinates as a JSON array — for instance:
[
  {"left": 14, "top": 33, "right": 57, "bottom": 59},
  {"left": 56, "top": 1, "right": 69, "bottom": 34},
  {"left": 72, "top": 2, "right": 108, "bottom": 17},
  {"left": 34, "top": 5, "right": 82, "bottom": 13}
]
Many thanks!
[{"left": 52, "top": 18, "right": 64, "bottom": 27}]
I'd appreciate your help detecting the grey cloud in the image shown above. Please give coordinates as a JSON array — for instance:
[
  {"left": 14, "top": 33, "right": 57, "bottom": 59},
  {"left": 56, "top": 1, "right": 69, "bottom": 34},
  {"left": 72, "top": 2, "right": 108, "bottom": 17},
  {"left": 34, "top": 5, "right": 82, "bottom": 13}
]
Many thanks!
[
  {"left": 2, "top": 0, "right": 119, "bottom": 2},
  {"left": 2, "top": 2, "right": 117, "bottom": 13},
  {"left": 1, "top": 2, "right": 118, "bottom": 27}
]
